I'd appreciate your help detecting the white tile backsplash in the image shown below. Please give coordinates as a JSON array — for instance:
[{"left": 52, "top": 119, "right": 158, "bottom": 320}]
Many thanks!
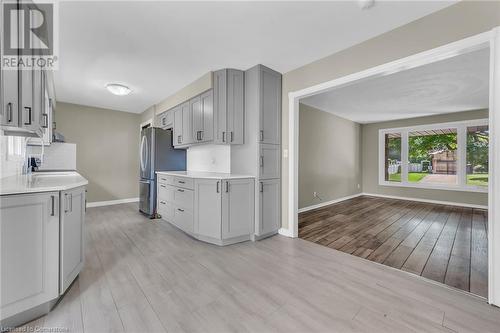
[
  {"left": 28, "top": 143, "right": 76, "bottom": 171},
  {"left": 0, "top": 135, "right": 27, "bottom": 179},
  {"left": 187, "top": 144, "right": 230, "bottom": 173}
]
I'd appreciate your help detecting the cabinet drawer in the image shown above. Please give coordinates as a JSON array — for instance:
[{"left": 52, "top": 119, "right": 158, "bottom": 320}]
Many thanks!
[
  {"left": 174, "top": 207, "right": 194, "bottom": 234},
  {"left": 158, "top": 175, "right": 174, "bottom": 185},
  {"left": 158, "top": 184, "right": 175, "bottom": 202},
  {"left": 173, "top": 177, "right": 194, "bottom": 189},
  {"left": 173, "top": 187, "right": 193, "bottom": 209},
  {"left": 158, "top": 200, "right": 174, "bottom": 221}
]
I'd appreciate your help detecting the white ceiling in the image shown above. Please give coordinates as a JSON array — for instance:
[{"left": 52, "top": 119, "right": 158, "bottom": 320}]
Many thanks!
[
  {"left": 300, "top": 48, "right": 490, "bottom": 123},
  {"left": 55, "top": 1, "right": 456, "bottom": 114}
]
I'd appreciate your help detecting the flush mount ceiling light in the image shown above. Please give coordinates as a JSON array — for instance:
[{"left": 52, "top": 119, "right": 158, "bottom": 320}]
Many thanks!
[
  {"left": 106, "top": 83, "right": 132, "bottom": 96},
  {"left": 358, "top": 0, "right": 375, "bottom": 10}
]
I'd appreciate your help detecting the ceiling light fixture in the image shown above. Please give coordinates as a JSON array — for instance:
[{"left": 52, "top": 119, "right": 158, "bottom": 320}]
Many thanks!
[
  {"left": 106, "top": 83, "right": 132, "bottom": 96},
  {"left": 358, "top": 0, "right": 375, "bottom": 10}
]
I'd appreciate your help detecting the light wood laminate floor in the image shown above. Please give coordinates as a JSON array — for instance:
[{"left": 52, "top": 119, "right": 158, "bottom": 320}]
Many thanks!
[
  {"left": 299, "top": 196, "right": 488, "bottom": 298},
  {"left": 19, "top": 203, "right": 499, "bottom": 333}
]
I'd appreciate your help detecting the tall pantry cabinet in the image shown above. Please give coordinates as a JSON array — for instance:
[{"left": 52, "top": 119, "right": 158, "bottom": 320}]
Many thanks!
[{"left": 232, "top": 65, "right": 282, "bottom": 239}]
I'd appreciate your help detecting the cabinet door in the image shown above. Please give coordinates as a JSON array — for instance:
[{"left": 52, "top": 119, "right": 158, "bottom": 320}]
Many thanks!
[
  {"left": 222, "top": 179, "right": 253, "bottom": 239},
  {"left": 181, "top": 101, "right": 193, "bottom": 144},
  {"left": 259, "top": 179, "right": 280, "bottom": 236},
  {"left": 1, "top": 69, "right": 19, "bottom": 127},
  {"left": 60, "top": 187, "right": 85, "bottom": 294},
  {"left": 0, "top": 3, "right": 19, "bottom": 127},
  {"left": 213, "top": 69, "right": 227, "bottom": 144},
  {"left": 0, "top": 192, "right": 59, "bottom": 320},
  {"left": 226, "top": 69, "right": 244, "bottom": 144},
  {"left": 20, "top": 68, "right": 35, "bottom": 132},
  {"left": 200, "top": 90, "right": 213, "bottom": 142},
  {"left": 194, "top": 179, "right": 222, "bottom": 239},
  {"left": 259, "top": 144, "right": 280, "bottom": 179},
  {"left": 173, "top": 106, "right": 183, "bottom": 145},
  {"left": 191, "top": 96, "right": 202, "bottom": 142},
  {"left": 259, "top": 68, "right": 281, "bottom": 145}
]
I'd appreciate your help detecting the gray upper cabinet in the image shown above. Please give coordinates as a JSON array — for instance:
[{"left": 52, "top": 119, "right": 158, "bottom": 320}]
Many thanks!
[
  {"left": 260, "top": 67, "right": 281, "bottom": 145},
  {"left": 60, "top": 187, "right": 85, "bottom": 294},
  {"left": 173, "top": 106, "right": 183, "bottom": 145},
  {"left": 0, "top": 66, "right": 19, "bottom": 127},
  {"left": 181, "top": 101, "right": 193, "bottom": 145},
  {"left": 259, "top": 179, "right": 280, "bottom": 236},
  {"left": 214, "top": 69, "right": 244, "bottom": 144},
  {"left": 0, "top": 1, "right": 53, "bottom": 138},
  {"left": 158, "top": 110, "right": 173, "bottom": 129},
  {"left": 192, "top": 90, "right": 214, "bottom": 143}
]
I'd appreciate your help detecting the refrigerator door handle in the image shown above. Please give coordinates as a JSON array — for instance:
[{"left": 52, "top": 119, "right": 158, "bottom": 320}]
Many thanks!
[{"left": 140, "top": 135, "right": 147, "bottom": 172}]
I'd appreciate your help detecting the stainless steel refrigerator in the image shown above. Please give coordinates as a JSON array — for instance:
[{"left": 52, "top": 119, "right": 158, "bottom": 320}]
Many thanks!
[{"left": 139, "top": 127, "right": 186, "bottom": 217}]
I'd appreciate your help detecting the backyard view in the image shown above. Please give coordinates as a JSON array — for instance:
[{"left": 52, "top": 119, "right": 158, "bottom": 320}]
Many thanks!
[{"left": 385, "top": 125, "right": 489, "bottom": 187}]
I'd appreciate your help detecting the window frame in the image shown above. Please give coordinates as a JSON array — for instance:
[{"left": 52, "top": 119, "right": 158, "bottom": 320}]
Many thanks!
[{"left": 378, "top": 118, "right": 489, "bottom": 193}]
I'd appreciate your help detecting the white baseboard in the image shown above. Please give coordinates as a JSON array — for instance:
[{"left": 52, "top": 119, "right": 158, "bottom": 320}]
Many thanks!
[
  {"left": 278, "top": 228, "right": 295, "bottom": 238},
  {"left": 297, "top": 193, "right": 363, "bottom": 213},
  {"left": 87, "top": 197, "right": 139, "bottom": 208},
  {"left": 362, "top": 192, "right": 488, "bottom": 210}
]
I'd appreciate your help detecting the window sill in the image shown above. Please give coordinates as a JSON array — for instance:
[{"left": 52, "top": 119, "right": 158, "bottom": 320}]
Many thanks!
[{"left": 379, "top": 181, "right": 488, "bottom": 193}]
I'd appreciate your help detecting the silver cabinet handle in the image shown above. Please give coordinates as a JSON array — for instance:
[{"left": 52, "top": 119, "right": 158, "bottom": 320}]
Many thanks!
[
  {"left": 42, "top": 113, "right": 48, "bottom": 128},
  {"left": 177, "top": 208, "right": 184, "bottom": 212},
  {"left": 160, "top": 184, "right": 166, "bottom": 188},
  {"left": 260, "top": 156, "right": 264, "bottom": 168},
  {"left": 160, "top": 201, "right": 166, "bottom": 204},
  {"left": 6, "top": 103, "right": 13, "bottom": 123},
  {"left": 260, "top": 182, "right": 264, "bottom": 193},
  {"left": 51, "top": 195, "right": 55, "bottom": 216},
  {"left": 177, "top": 188, "right": 184, "bottom": 192},
  {"left": 178, "top": 180, "right": 185, "bottom": 184},
  {"left": 230, "top": 131, "right": 234, "bottom": 142},
  {"left": 225, "top": 181, "right": 229, "bottom": 193},
  {"left": 24, "top": 107, "right": 32, "bottom": 125},
  {"left": 260, "top": 130, "right": 264, "bottom": 142},
  {"left": 70, "top": 193, "right": 73, "bottom": 213},
  {"left": 222, "top": 131, "right": 226, "bottom": 143},
  {"left": 216, "top": 181, "right": 220, "bottom": 193},
  {"left": 64, "top": 193, "right": 69, "bottom": 213},
  {"left": 160, "top": 178, "right": 166, "bottom": 181}
]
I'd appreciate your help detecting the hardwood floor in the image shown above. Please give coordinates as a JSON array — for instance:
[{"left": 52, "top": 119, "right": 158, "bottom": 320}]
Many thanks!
[
  {"left": 18, "top": 202, "right": 499, "bottom": 332},
  {"left": 299, "top": 196, "right": 488, "bottom": 298}
]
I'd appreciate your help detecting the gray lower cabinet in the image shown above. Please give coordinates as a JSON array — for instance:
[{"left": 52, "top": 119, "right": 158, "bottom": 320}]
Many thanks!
[
  {"left": 0, "top": 192, "right": 60, "bottom": 323},
  {"left": 221, "top": 179, "right": 254, "bottom": 239},
  {"left": 158, "top": 175, "right": 254, "bottom": 246},
  {"left": 195, "top": 178, "right": 254, "bottom": 245},
  {"left": 59, "top": 187, "right": 86, "bottom": 294},
  {"left": 194, "top": 179, "right": 222, "bottom": 239},
  {"left": 258, "top": 179, "right": 280, "bottom": 236}
]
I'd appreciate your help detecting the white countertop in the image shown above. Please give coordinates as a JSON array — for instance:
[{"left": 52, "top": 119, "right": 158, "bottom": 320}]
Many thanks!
[
  {"left": 156, "top": 171, "right": 254, "bottom": 179},
  {"left": 0, "top": 171, "right": 88, "bottom": 196}
]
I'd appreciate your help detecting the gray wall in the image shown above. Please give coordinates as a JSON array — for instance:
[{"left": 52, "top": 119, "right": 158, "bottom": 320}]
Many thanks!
[
  {"left": 56, "top": 102, "right": 141, "bottom": 203},
  {"left": 299, "top": 104, "right": 361, "bottom": 209},
  {"left": 361, "top": 109, "right": 489, "bottom": 206},
  {"left": 281, "top": 0, "right": 500, "bottom": 231}
]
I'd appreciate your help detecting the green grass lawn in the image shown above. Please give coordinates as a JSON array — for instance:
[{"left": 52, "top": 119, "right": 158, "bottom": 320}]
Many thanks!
[
  {"left": 467, "top": 174, "right": 488, "bottom": 186},
  {"left": 389, "top": 172, "right": 427, "bottom": 182}
]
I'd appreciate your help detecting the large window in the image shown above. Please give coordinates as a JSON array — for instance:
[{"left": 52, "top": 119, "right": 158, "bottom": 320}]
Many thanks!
[{"left": 379, "top": 119, "right": 488, "bottom": 192}]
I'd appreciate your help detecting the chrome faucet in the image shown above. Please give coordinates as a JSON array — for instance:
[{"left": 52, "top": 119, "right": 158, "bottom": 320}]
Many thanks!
[{"left": 23, "top": 137, "right": 44, "bottom": 175}]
